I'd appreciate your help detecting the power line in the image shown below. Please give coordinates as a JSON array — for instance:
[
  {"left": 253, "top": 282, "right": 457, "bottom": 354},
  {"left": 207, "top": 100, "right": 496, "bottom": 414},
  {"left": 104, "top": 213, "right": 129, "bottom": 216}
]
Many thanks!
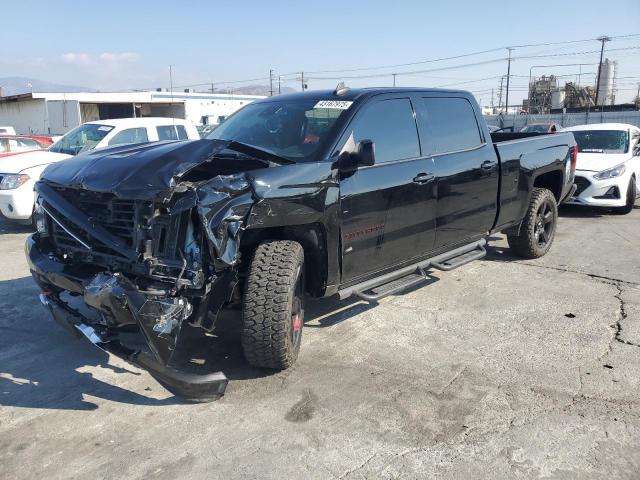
[
  {"left": 305, "top": 57, "right": 508, "bottom": 81},
  {"left": 278, "top": 47, "right": 505, "bottom": 76},
  {"left": 125, "top": 33, "right": 640, "bottom": 92}
]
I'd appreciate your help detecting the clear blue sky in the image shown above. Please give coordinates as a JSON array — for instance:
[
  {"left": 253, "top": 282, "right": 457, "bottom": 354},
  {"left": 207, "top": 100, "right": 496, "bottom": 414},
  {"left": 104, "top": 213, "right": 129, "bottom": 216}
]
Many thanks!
[{"left": 2, "top": 0, "right": 640, "bottom": 104}]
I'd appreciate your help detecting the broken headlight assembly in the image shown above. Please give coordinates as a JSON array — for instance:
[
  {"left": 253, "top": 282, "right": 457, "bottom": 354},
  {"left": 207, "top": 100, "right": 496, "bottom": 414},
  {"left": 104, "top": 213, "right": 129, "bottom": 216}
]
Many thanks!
[
  {"left": 593, "top": 163, "right": 626, "bottom": 180},
  {"left": 0, "top": 173, "right": 30, "bottom": 190},
  {"left": 33, "top": 197, "right": 49, "bottom": 236}
]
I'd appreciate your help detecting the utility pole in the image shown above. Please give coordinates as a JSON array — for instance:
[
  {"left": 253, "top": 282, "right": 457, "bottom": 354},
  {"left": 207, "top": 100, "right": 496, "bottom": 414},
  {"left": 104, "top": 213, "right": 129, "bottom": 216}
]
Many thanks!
[
  {"left": 392, "top": 73, "right": 397, "bottom": 87},
  {"left": 594, "top": 36, "right": 611, "bottom": 106},
  {"left": 491, "top": 88, "right": 494, "bottom": 112},
  {"left": 269, "top": 69, "right": 274, "bottom": 97},
  {"left": 498, "top": 76, "right": 504, "bottom": 111},
  {"left": 278, "top": 76, "right": 281, "bottom": 95},
  {"left": 505, "top": 47, "right": 513, "bottom": 114},
  {"left": 301, "top": 72, "right": 305, "bottom": 91}
]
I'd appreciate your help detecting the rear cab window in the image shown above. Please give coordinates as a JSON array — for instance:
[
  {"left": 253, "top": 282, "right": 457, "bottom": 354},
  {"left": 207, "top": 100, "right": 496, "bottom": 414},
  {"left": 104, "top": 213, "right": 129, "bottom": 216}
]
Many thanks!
[{"left": 415, "top": 97, "right": 483, "bottom": 155}]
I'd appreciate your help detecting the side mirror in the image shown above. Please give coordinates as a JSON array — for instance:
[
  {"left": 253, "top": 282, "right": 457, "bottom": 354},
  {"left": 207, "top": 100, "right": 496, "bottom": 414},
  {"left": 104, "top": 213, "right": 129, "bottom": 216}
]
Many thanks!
[
  {"left": 337, "top": 139, "right": 375, "bottom": 174},
  {"left": 356, "top": 139, "right": 375, "bottom": 167}
]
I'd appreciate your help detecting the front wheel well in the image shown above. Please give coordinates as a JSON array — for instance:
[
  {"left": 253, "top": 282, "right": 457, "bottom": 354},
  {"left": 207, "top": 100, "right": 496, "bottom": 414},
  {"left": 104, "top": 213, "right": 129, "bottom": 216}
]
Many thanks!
[
  {"left": 533, "top": 170, "right": 563, "bottom": 202},
  {"left": 239, "top": 224, "right": 328, "bottom": 297}
]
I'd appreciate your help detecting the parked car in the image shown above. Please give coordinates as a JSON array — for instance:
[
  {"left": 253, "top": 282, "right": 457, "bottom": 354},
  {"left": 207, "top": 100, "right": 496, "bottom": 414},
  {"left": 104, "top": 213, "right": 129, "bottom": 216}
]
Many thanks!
[
  {"left": 563, "top": 123, "right": 639, "bottom": 214},
  {"left": 0, "top": 126, "right": 17, "bottom": 135},
  {"left": 0, "top": 117, "right": 199, "bottom": 223},
  {"left": 27, "top": 87, "right": 576, "bottom": 400},
  {"left": 0, "top": 135, "right": 53, "bottom": 158},
  {"left": 520, "top": 122, "right": 561, "bottom": 133}
]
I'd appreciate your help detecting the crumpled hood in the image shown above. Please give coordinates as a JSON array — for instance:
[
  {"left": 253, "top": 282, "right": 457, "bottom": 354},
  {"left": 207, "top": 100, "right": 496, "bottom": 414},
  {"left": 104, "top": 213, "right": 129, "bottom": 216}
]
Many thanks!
[
  {"left": 576, "top": 152, "right": 630, "bottom": 172},
  {"left": 0, "top": 149, "right": 70, "bottom": 174},
  {"left": 40, "top": 139, "right": 240, "bottom": 200}
]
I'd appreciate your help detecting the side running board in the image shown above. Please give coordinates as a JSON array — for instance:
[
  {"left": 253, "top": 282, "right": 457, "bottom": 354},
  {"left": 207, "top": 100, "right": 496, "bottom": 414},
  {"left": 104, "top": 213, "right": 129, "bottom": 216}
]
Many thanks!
[
  {"left": 431, "top": 245, "right": 486, "bottom": 271},
  {"left": 339, "top": 239, "right": 487, "bottom": 303}
]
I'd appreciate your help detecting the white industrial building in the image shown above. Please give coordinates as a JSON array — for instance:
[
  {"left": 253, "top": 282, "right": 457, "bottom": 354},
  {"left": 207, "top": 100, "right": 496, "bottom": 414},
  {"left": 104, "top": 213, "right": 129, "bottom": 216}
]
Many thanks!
[{"left": 0, "top": 90, "right": 265, "bottom": 135}]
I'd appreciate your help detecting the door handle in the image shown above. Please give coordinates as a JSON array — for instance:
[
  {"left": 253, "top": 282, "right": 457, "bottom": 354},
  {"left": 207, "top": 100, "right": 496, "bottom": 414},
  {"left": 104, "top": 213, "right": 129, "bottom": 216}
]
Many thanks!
[
  {"left": 481, "top": 161, "right": 495, "bottom": 170},
  {"left": 413, "top": 172, "right": 434, "bottom": 184}
]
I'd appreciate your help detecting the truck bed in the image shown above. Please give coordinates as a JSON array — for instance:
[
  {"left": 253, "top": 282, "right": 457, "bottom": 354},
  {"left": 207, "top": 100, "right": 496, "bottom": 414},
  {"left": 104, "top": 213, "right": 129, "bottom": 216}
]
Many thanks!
[{"left": 490, "top": 131, "right": 576, "bottom": 231}]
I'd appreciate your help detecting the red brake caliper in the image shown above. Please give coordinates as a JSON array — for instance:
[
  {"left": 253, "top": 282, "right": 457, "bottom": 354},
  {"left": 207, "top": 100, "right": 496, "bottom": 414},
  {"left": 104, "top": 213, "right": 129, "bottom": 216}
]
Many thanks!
[{"left": 292, "top": 313, "right": 302, "bottom": 332}]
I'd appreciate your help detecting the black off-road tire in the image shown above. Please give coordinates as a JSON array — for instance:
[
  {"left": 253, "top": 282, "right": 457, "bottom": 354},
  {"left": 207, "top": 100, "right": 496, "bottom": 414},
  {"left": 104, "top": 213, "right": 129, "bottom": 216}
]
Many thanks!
[
  {"left": 613, "top": 177, "right": 636, "bottom": 215},
  {"left": 241, "top": 240, "right": 305, "bottom": 370},
  {"left": 507, "top": 187, "right": 558, "bottom": 259}
]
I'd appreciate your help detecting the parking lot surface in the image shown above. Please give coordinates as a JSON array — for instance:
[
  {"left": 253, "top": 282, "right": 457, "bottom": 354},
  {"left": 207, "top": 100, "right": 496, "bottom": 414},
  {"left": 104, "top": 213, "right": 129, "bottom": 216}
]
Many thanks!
[{"left": 1, "top": 206, "right": 639, "bottom": 479}]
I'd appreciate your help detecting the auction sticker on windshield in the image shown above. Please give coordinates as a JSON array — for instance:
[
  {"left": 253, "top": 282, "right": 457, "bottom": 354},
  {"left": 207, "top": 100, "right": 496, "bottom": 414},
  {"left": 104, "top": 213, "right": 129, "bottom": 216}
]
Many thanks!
[{"left": 314, "top": 100, "right": 353, "bottom": 109}]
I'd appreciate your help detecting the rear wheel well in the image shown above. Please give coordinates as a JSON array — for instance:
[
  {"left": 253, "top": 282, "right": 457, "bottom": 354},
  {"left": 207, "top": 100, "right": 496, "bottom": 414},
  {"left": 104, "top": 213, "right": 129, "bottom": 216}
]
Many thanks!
[
  {"left": 533, "top": 170, "right": 563, "bottom": 202},
  {"left": 239, "top": 224, "right": 328, "bottom": 297}
]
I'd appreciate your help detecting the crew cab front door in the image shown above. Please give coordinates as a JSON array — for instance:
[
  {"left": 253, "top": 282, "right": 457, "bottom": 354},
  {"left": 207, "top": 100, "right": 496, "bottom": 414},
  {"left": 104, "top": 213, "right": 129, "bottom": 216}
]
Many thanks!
[{"left": 338, "top": 96, "right": 437, "bottom": 284}]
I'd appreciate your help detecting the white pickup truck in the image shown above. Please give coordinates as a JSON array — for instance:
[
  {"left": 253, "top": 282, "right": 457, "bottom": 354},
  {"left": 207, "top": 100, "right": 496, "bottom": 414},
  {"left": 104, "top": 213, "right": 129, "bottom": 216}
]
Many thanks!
[{"left": 0, "top": 117, "right": 199, "bottom": 224}]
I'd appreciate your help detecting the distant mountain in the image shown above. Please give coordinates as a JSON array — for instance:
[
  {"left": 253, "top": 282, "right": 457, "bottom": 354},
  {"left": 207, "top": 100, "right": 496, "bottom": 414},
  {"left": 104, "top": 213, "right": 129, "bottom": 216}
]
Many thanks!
[
  {"left": 209, "top": 84, "right": 297, "bottom": 96},
  {"left": 0, "top": 77, "right": 93, "bottom": 97},
  {"left": 0, "top": 77, "right": 297, "bottom": 98}
]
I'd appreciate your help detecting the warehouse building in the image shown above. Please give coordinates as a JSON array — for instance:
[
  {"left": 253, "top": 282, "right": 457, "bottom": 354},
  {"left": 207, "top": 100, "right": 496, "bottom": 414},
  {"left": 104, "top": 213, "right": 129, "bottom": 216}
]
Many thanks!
[{"left": 0, "top": 90, "right": 265, "bottom": 135}]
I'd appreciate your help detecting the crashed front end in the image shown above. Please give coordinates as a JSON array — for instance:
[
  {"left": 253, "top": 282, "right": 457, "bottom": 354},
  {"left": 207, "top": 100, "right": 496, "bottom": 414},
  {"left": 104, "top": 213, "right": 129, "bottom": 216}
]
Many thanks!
[{"left": 27, "top": 150, "right": 258, "bottom": 401}]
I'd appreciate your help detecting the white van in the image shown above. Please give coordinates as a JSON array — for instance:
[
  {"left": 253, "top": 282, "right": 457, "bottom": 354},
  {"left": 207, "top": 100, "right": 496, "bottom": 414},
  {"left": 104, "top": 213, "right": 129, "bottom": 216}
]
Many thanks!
[{"left": 0, "top": 117, "right": 199, "bottom": 223}]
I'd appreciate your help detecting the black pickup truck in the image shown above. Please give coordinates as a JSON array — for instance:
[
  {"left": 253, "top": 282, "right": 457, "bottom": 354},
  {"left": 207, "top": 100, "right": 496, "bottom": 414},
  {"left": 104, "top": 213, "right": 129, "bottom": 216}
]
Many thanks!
[{"left": 26, "top": 87, "right": 577, "bottom": 400}]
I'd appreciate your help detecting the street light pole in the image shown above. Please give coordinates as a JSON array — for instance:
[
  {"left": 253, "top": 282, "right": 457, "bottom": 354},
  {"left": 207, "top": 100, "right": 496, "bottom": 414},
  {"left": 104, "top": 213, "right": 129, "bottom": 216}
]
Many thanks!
[{"left": 594, "top": 36, "right": 611, "bottom": 106}]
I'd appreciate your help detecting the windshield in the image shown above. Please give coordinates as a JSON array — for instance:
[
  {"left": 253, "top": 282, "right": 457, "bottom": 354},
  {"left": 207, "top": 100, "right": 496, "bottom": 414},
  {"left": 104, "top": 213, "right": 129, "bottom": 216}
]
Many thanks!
[
  {"left": 207, "top": 99, "right": 352, "bottom": 162},
  {"left": 572, "top": 130, "right": 629, "bottom": 154},
  {"left": 521, "top": 124, "right": 551, "bottom": 133},
  {"left": 49, "top": 124, "right": 114, "bottom": 155}
]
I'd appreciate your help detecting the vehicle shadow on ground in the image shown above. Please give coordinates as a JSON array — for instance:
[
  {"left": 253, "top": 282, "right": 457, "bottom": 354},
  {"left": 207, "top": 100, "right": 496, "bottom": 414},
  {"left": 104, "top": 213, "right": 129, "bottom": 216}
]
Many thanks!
[
  {"left": 558, "top": 204, "right": 612, "bottom": 218},
  {"left": 0, "top": 275, "right": 382, "bottom": 409},
  {"left": 169, "top": 295, "right": 380, "bottom": 383},
  {"left": 0, "top": 219, "right": 32, "bottom": 235},
  {"left": 0, "top": 277, "right": 183, "bottom": 410}
]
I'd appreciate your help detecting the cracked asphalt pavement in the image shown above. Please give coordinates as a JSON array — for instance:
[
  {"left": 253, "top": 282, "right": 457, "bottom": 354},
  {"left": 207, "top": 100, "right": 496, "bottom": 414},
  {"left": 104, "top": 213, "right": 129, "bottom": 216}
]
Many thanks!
[{"left": 1, "top": 205, "right": 639, "bottom": 479}]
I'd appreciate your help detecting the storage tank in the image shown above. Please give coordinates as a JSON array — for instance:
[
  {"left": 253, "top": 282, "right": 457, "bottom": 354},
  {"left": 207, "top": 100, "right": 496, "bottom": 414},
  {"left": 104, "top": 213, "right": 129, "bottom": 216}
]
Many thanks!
[
  {"left": 596, "top": 58, "right": 616, "bottom": 106},
  {"left": 551, "top": 89, "right": 565, "bottom": 109}
]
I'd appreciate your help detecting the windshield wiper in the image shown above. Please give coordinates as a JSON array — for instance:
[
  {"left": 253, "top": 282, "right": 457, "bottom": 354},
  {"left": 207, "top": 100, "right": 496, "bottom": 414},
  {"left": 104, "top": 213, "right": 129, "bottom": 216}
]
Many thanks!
[{"left": 226, "top": 141, "right": 295, "bottom": 165}]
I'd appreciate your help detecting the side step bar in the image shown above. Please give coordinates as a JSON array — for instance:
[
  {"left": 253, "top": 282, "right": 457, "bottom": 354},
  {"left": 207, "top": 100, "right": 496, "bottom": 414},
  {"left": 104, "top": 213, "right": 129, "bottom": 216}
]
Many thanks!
[{"left": 338, "top": 239, "right": 486, "bottom": 302}]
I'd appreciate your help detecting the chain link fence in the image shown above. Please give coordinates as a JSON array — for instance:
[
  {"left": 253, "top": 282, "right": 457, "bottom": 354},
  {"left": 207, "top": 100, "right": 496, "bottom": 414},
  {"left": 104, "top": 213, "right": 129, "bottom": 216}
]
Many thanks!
[{"left": 484, "top": 111, "right": 640, "bottom": 130}]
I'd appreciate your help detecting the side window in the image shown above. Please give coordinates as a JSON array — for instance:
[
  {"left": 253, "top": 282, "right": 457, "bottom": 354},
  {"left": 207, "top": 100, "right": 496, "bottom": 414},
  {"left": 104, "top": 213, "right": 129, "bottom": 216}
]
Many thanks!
[
  {"left": 175, "top": 125, "right": 188, "bottom": 140},
  {"left": 416, "top": 97, "right": 482, "bottom": 155},
  {"left": 157, "top": 125, "right": 178, "bottom": 141},
  {"left": 346, "top": 98, "right": 420, "bottom": 163},
  {"left": 16, "top": 138, "right": 39, "bottom": 148},
  {"left": 157, "top": 125, "right": 189, "bottom": 141},
  {"left": 108, "top": 128, "right": 149, "bottom": 146}
]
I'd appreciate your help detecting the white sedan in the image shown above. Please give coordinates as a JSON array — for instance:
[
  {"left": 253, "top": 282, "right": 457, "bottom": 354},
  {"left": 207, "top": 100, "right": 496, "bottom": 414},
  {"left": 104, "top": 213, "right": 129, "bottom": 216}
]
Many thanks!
[
  {"left": 564, "top": 123, "right": 640, "bottom": 214},
  {"left": 0, "top": 117, "right": 199, "bottom": 224}
]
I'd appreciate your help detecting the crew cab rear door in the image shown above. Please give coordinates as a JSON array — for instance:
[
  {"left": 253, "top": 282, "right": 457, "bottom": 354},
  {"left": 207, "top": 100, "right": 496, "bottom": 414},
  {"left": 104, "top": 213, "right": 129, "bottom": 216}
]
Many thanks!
[
  {"left": 338, "top": 95, "right": 437, "bottom": 283},
  {"left": 414, "top": 95, "right": 499, "bottom": 248}
]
